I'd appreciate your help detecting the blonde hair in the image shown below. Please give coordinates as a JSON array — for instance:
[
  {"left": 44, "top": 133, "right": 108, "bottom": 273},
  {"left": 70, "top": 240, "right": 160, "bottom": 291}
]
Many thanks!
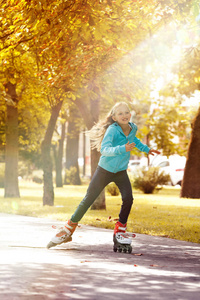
[{"left": 88, "top": 102, "right": 130, "bottom": 151}]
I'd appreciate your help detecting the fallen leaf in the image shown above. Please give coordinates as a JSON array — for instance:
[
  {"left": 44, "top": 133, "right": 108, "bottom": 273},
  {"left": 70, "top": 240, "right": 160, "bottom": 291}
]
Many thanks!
[{"left": 150, "top": 264, "right": 159, "bottom": 267}]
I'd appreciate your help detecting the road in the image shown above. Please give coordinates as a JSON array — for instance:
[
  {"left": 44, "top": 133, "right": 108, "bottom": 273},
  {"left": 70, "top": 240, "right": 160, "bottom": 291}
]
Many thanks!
[{"left": 0, "top": 213, "right": 199, "bottom": 300}]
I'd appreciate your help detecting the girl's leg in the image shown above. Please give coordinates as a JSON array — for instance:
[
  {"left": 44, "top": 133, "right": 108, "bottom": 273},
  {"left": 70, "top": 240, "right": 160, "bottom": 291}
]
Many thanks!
[
  {"left": 70, "top": 166, "right": 113, "bottom": 223},
  {"left": 47, "top": 166, "right": 114, "bottom": 249},
  {"left": 114, "top": 170, "right": 133, "bottom": 224}
]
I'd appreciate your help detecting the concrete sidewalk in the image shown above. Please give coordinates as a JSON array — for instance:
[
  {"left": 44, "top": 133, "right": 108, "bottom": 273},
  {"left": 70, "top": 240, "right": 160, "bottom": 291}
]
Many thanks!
[{"left": 0, "top": 213, "right": 199, "bottom": 300}]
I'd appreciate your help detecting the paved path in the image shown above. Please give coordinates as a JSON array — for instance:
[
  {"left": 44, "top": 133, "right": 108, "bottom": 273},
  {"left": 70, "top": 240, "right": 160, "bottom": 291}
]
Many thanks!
[{"left": 0, "top": 213, "right": 199, "bottom": 300}]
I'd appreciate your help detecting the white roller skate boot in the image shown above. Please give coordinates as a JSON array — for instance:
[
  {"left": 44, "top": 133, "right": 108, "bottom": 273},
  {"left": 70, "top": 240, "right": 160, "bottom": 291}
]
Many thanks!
[
  {"left": 113, "top": 221, "right": 132, "bottom": 253},
  {"left": 47, "top": 220, "right": 78, "bottom": 249}
]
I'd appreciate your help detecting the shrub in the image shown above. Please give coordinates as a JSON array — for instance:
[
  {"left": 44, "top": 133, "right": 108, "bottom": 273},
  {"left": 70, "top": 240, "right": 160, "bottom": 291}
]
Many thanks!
[
  {"left": 32, "top": 170, "right": 43, "bottom": 184},
  {"left": 132, "top": 166, "right": 170, "bottom": 194},
  {"left": 65, "top": 167, "right": 79, "bottom": 185},
  {"left": 106, "top": 182, "right": 120, "bottom": 196},
  {"left": 32, "top": 176, "right": 43, "bottom": 184},
  {"left": 18, "top": 161, "right": 33, "bottom": 178}
]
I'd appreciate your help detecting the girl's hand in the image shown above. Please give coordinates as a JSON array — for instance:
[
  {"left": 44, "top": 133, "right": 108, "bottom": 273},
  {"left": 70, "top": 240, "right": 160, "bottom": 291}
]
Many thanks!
[
  {"left": 148, "top": 149, "right": 161, "bottom": 156},
  {"left": 125, "top": 141, "right": 136, "bottom": 152}
]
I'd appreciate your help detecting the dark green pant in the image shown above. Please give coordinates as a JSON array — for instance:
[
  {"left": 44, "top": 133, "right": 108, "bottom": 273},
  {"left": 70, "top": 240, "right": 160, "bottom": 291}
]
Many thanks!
[{"left": 71, "top": 166, "right": 133, "bottom": 224}]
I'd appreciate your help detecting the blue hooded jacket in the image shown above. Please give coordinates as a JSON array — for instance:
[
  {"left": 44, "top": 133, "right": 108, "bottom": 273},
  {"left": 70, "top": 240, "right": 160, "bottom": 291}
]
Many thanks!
[{"left": 98, "top": 122, "right": 150, "bottom": 173}]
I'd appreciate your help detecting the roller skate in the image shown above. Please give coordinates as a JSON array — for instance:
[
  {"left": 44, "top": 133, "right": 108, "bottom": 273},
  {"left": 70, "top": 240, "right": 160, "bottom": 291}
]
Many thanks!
[
  {"left": 46, "top": 220, "right": 78, "bottom": 249},
  {"left": 113, "top": 221, "right": 135, "bottom": 254}
]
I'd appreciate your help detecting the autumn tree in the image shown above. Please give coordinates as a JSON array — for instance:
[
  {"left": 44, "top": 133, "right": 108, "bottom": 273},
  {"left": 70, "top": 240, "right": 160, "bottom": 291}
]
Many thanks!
[
  {"left": 0, "top": 47, "right": 39, "bottom": 197},
  {"left": 1, "top": 0, "right": 197, "bottom": 204},
  {"left": 23, "top": 0, "right": 170, "bottom": 207},
  {"left": 155, "top": 2, "right": 200, "bottom": 197},
  {"left": 0, "top": 0, "right": 47, "bottom": 197},
  {"left": 64, "top": 104, "right": 81, "bottom": 185},
  {"left": 41, "top": 89, "right": 64, "bottom": 206},
  {"left": 18, "top": 87, "right": 49, "bottom": 173},
  {"left": 3, "top": 82, "right": 20, "bottom": 197},
  {"left": 172, "top": 44, "right": 200, "bottom": 198},
  {"left": 52, "top": 116, "right": 66, "bottom": 188}
]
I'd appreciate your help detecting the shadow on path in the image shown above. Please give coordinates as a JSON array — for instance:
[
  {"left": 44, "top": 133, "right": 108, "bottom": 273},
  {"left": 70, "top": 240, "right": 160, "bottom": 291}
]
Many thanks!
[{"left": 0, "top": 214, "right": 199, "bottom": 300}]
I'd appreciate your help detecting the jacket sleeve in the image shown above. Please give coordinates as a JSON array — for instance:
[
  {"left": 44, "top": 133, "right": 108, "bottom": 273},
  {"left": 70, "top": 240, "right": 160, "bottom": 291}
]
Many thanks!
[
  {"left": 100, "top": 127, "right": 126, "bottom": 156},
  {"left": 133, "top": 136, "right": 150, "bottom": 154}
]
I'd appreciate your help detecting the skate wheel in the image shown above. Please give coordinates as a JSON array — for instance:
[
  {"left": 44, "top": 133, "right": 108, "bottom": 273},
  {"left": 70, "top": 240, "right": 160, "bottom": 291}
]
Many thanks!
[
  {"left": 113, "top": 246, "right": 117, "bottom": 252},
  {"left": 128, "top": 246, "right": 132, "bottom": 254},
  {"left": 123, "top": 248, "right": 127, "bottom": 253},
  {"left": 118, "top": 247, "right": 122, "bottom": 253}
]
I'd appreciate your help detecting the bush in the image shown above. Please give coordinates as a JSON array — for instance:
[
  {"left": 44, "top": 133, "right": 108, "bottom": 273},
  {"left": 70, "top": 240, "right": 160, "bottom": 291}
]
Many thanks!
[
  {"left": 106, "top": 182, "right": 120, "bottom": 196},
  {"left": 65, "top": 167, "right": 79, "bottom": 185},
  {"left": 32, "top": 170, "right": 43, "bottom": 184},
  {"left": 132, "top": 166, "right": 170, "bottom": 194},
  {"left": 32, "top": 176, "right": 43, "bottom": 184},
  {"left": 18, "top": 161, "right": 31, "bottom": 178}
]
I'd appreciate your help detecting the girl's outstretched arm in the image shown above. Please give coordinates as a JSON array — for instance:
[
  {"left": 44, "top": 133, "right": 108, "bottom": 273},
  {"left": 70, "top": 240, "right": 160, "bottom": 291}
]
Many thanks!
[{"left": 148, "top": 149, "right": 161, "bottom": 156}]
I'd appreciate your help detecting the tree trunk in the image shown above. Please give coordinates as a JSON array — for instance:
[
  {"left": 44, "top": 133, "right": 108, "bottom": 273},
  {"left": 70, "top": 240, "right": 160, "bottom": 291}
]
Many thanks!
[
  {"left": 4, "top": 82, "right": 20, "bottom": 198},
  {"left": 55, "top": 121, "right": 66, "bottom": 187},
  {"left": 90, "top": 148, "right": 106, "bottom": 210},
  {"left": 82, "top": 130, "right": 86, "bottom": 176},
  {"left": 89, "top": 88, "right": 106, "bottom": 210},
  {"left": 42, "top": 101, "right": 63, "bottom": 206},
  {"left": 65, "top": 106, "right": 81, "bottom": 185},
  {"left": 75, "top": 87, "right": 106, "bottom": 210},
  {"left": 181, "top": 107, "right": 200, "bottom": 198}
]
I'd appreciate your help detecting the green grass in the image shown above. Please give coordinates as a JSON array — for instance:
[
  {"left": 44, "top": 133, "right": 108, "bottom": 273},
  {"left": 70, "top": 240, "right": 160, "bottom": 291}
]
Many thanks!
[{"left": 0, "top": 181, "right": 200, "bottom": 243}]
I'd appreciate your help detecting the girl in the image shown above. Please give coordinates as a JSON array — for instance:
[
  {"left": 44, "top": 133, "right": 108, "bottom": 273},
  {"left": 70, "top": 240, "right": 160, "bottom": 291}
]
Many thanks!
[{"left": 47, "top": 102, "right": 160, "bottom": 251}]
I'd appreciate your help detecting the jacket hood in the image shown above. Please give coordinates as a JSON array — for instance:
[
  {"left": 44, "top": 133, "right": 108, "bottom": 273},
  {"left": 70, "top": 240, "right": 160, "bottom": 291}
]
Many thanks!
[{"left": 110, "top": 122, "right": 137, "bottom": 136}]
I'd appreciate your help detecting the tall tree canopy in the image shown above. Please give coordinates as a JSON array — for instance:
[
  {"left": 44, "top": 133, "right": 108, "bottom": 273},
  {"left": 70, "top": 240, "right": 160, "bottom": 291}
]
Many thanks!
[{"left": 1, "top": 0, "right": 199, "bottom": 202}]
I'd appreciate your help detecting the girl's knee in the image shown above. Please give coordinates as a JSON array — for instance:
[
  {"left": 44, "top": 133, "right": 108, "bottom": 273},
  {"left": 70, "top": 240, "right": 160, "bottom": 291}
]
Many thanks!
[{"left": 123, "top": 195, "right": 133, "bottom": 205}]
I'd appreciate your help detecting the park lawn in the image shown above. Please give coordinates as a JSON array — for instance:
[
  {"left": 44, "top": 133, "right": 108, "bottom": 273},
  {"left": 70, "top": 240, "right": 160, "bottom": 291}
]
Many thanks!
[{"left": 0, "top": 181, "right": 200, "bottom": 244}]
